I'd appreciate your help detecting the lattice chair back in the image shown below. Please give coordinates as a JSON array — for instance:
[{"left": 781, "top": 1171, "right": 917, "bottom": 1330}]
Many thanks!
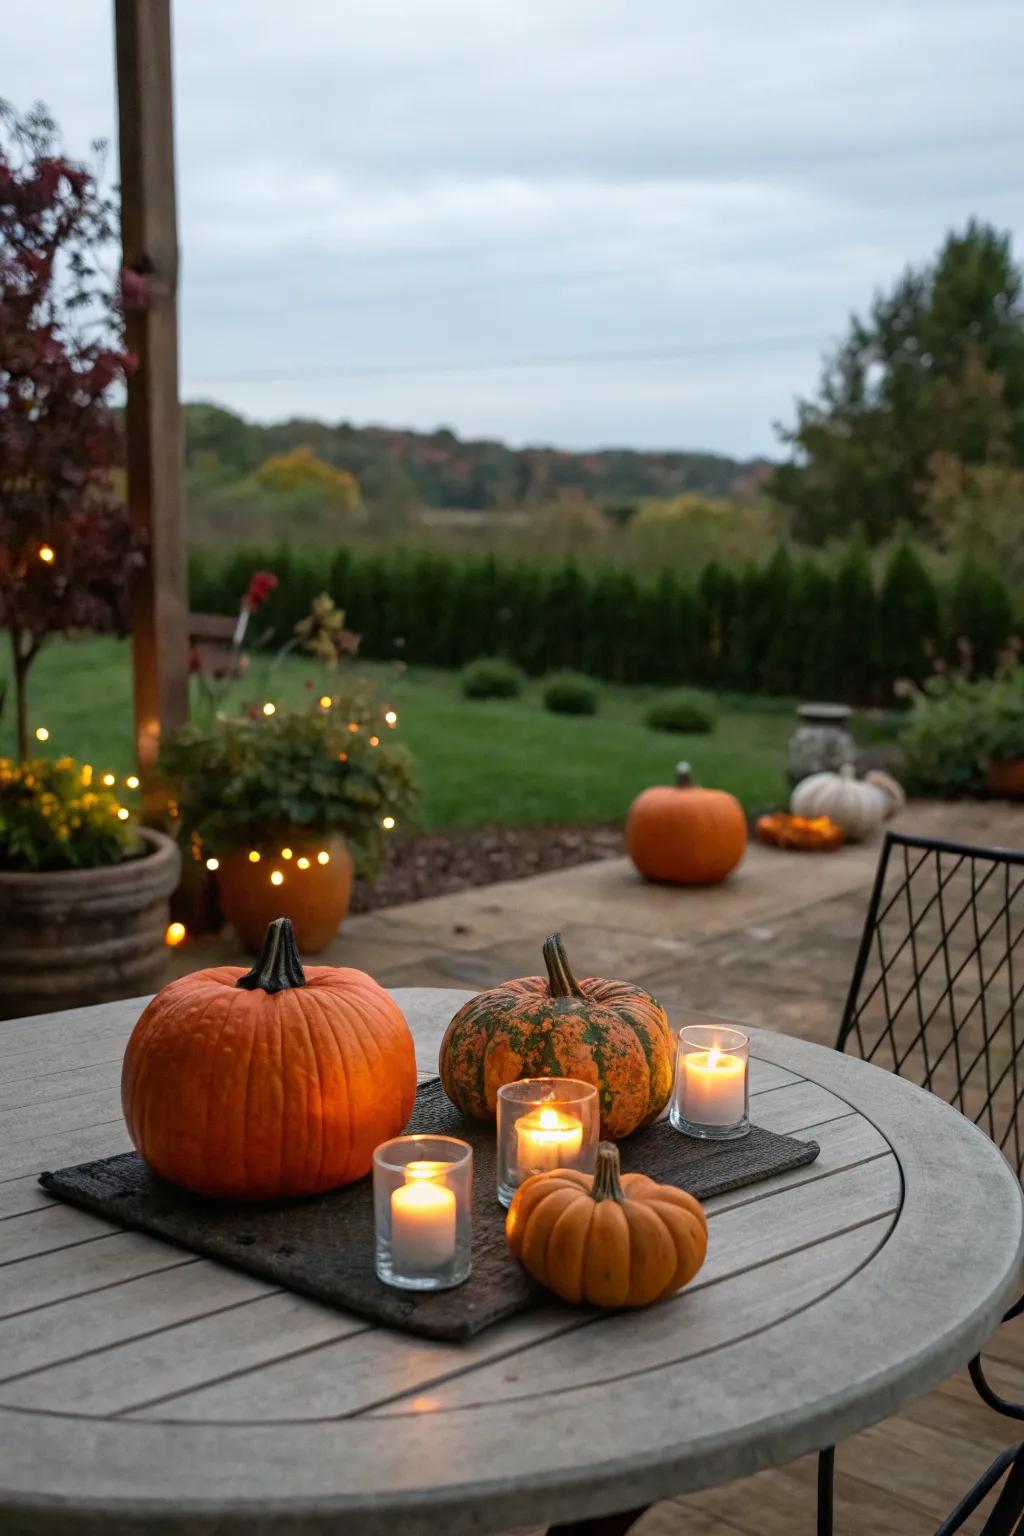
[{"left": 837, "top": 831, "right": 1024, "bottom": 1180}]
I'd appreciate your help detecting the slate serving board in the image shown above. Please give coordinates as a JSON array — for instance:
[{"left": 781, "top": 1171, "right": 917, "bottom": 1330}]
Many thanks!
[{"left": 41, "top": 1078, "right": 819, "bottom": 1342}]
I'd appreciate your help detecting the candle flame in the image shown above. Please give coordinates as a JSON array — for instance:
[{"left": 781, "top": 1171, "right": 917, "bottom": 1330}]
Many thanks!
[
  {"left": 404, "top": 1159, "right": 448, "bottom": 1184},
  {"left": 708, "top": 1046, "right": 722, "bottom": 1071},
  {"left": 538, "top": 1108, "right": 561, "bottom": 1130}
]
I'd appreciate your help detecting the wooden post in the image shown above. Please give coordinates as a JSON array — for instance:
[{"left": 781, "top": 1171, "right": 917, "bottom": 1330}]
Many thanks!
[{"left": 114, "top": 0, "right": 189, "bottom": 772}]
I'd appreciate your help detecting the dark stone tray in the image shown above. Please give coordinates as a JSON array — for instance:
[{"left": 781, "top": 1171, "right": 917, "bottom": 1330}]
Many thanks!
[{"left": 41, "top": 1079, "right": 818, "bottom": 1341}]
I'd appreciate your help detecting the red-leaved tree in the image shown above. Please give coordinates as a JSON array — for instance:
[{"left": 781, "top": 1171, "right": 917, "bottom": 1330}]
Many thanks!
[{"left": 0, "top": 100, "right": 145, "bottom": 759}]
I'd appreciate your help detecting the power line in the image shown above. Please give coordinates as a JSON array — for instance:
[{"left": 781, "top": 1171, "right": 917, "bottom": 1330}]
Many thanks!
[{"left": 184, "top": 331, "right": 832, "bottom": 388}]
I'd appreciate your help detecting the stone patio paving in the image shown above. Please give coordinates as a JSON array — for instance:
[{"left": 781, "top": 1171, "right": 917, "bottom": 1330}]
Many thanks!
[{"left": 169, "top": 797, "right": 1022, "bottom": 1533}]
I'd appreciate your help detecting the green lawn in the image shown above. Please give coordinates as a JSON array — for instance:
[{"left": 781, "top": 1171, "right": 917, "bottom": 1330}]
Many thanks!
[{"left": 1, "top": 637, "right": 896, "bottom": 830}]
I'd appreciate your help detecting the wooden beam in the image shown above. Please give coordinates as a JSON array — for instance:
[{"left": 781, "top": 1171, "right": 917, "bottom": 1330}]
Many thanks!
[{"left": 114, "top": 0, "right": 189, "bottom": 771}]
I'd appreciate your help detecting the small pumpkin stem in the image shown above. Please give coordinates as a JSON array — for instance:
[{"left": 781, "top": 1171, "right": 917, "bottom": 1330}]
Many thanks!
[
  {"left": 675, "top": 761, "right": 693, "bottom": 787},
  {"left": 591, "top": 1142, "right": 626, "bottom": 1203},
  {"left": 543, "top": 932, "right": 583, "bottom": 998},
  {"left": 235, "top": 917, "right": 307, "bottom": 993}
]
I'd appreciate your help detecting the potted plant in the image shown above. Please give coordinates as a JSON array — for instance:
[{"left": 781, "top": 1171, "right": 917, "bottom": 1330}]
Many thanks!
[
  {"left": 984, "top": 680, "right": 1024, "bottom": 799},
  {"left": 0, "top": 103, "right": 180, "bottom": 1017},
  {"left": 0, "top": 757, "right": 180, "bottom": 1018},
  {"left": 159, "top": 598, "right": 417, "bottom": 952}
]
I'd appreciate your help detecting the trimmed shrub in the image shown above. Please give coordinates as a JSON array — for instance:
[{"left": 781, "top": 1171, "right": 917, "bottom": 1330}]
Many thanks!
[
  {"left": 645, "top": 688, "right": 717, "bottom": 734},
  {"left": 542, "top": 671, "right": 600, "bottom": 716},
  {"left": 459, "top": 656, "right": 524, "bottom": 699}
]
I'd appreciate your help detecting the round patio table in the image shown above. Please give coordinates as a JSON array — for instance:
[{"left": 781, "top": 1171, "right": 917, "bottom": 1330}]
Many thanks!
[{"left": 1, "top": 987, "right": 1021, "bottom": 1535}]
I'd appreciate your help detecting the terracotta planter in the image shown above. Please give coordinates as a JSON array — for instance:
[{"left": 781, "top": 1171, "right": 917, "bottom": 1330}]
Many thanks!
[
  {"left": 0, "top": 828, "right": 181, "bottom": 1021},
  {"left": 986, "top": 758, "right": 1024, "bottom": 800},
  {"left": 217, "top": 834, "right": 354, "bottom": 954}
]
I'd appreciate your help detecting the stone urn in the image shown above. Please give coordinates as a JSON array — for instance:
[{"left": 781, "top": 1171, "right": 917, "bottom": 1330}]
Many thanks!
[
  {"left": 0, "top": 828, "right": 181, "bottom": 1020},
  {"left": 787, "top": 703, "right": 857, "bottom": 788}
]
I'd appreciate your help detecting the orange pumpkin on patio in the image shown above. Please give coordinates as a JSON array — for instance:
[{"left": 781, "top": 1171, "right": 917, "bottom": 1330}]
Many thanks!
[
  {"left": 626, "top": 761, "right": 747, "bottom": 885},
  {"left": 121, "top": 917, "right": 416, "bottom": 1200},
  {"left": 439, "top": 933, "right": 674, "bottom": 1139},
  {"left": 507, "top": 1141, "right": 708, "bottom": 1307}
]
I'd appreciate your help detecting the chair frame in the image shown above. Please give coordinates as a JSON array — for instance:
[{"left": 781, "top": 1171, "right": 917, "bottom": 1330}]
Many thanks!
[{"left": 820, "top": 829, "right": 1024, "bottom": 1535}]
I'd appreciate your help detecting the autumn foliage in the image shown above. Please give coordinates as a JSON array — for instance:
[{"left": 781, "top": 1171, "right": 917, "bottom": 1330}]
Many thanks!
[{"left": 0, "top": 100, "right": 144, "bottom": 757}]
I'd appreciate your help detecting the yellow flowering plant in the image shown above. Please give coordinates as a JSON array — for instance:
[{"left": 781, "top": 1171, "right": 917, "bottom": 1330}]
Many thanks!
[{"left": 0, "top": 757, "right": 141, "bottom": 871}]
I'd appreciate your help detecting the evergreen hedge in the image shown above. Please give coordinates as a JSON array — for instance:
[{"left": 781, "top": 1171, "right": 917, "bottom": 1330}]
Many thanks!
[{"left": 188, "top": 539, "right": 1018, "bottom": 706}]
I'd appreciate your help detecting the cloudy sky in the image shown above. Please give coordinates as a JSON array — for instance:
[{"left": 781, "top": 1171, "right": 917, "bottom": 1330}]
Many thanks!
[{"left": 7, "top": 0, "right": 1024, "bottom": 456}]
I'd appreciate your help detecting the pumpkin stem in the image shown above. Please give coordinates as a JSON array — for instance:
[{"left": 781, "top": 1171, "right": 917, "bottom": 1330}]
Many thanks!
[
  {"left": 591, "top": 1141, "right": 626, "bottom": 1203},
  {"left": 675, "top": 761, "right": 693, "bottom": 787},
  {"left": 235, "top": 917, "right": 307, "bottom": 993},
  {"left": 543, "top": 932, "right": 583, "bottom": 998}
]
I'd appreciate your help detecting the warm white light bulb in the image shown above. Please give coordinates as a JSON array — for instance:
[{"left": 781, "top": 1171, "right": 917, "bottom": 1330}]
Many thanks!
[
  {"left": 116, "top": 807, "right": 130, "bottom": 821},
  {"left": 382, "top": 815, "right": 396, "bottom": 830},
  {"left": 205, "top": 856, "right": 219, "bottom": 872},
  {"left": 270, "top": 870, "right": 284, "bottom": 886},
  {"left": 262, "top": 701, "right": 276, "bottom": 717},
  {"left": 317, "top": 850, "right": 330, "bottom": 865},
  {"left": 38, "top": 545, "right": 55, "bottom": 564},
  {"left": 125, "top": 774, "right": 140, "bottom": 790},
  {"left": 34, "top": 727, "right": 49, "bottom": 742},
  {"left": 384, "top": 710, "right": 398, "bottom": 727}
]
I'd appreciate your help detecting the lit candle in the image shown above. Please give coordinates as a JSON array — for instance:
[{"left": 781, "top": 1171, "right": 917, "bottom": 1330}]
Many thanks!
[
  {"left": 515, "top": 1106, "right": 584, "bottom": 1174},
  {"left": 389, "top": 1162, "right": 457, "bottom": 1273},
  {"left": 681, "top": 1045, "right": 746, "bottom": 1126}
]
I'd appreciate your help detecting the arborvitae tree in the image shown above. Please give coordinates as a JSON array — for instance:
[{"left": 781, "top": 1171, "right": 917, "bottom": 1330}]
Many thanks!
[
  {"left": 542, "top": 559, "right": 590, "bottom": 670},
  {"left": 792, "top": 558, "right": 839, "bottom": 699},
  {"left": 878, "top": 541, "right": 941, "bottom": 685},
  {"left": 832, "top": 532, "right": 880, "bottom": 703},
  {"left": 757, "top": 547, "right": 803, "bottom": 697},
  {"left": 948, "top": 555, "right": 1015, "bottom": 673}
]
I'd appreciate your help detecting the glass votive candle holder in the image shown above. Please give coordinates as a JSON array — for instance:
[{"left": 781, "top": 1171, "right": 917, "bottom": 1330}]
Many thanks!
[
  {"left": 373, "top": 1134, "right": 472, "bottom": 1291},
  {"left": 671, "top": 1024, "right": 750, "bottom": 1140},
  {"left": 496, "top": 1078, "right": 600, "bottom": 1208}
]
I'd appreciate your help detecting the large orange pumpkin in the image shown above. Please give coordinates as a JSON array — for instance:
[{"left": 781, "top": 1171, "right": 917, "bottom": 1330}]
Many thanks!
[
  {"left": 121, "top": 917, "right": 416, "bottom": 1199},
  {"left": 438, "top": 933, "right": 674, "bottom": 1139},
  {"left": 626, "top": 761, "right": 747, "bottom": 885}
]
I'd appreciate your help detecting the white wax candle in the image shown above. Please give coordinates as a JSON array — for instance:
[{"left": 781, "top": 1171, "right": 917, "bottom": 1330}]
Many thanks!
[
  {"left": 516, "top": 1106, "right": 584, "bottom": 1174},
  {"left": 680, "top": 1046, "right": 746, "bottom": 1126},
  {"left": 390, "top": 1166, "right": 457, "bottom": 1273}
]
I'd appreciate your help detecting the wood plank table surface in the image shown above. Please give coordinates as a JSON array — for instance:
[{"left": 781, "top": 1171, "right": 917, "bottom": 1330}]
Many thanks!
[{"left": 1, "top": 989, "right": 1022, "bottom": 1535}]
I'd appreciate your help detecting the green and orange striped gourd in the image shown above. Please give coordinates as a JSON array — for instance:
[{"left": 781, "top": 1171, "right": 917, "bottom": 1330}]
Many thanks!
[{"left": 438, "top": 933, "right": 674, "bottom": 1139}]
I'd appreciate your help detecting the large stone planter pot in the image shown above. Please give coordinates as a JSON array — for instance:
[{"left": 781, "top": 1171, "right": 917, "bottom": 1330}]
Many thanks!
[
  {"left": 0, "top": 828, "right": 181, "bottom": 1021},
  {"left": 217, "top": 834, "right": 354, "bottom": 954},
  {"left": 986, "top": 758, "right": 1024, "bottom": 800},
  {"left": 787, "top": 702, "right": 856, "bottom": 787}
]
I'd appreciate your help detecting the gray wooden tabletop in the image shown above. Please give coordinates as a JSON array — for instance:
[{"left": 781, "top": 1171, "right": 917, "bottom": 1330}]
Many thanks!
[{"left": 1, "top": 988, "right": 1021, "bottom": 1535}]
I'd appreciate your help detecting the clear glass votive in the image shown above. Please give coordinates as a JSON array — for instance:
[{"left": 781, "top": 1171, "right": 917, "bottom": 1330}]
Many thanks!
[
  {"left": 373, "top": 1135, "right": 472, "bottom": 1291},
  {"left": 496, "top": 1078, "right": 599, "bottom": 1208},
  {"left": 671, "top": 1024, "right": 750, "bottom": 1140}
]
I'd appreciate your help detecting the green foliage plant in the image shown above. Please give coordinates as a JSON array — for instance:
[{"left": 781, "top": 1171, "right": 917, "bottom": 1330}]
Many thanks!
[
  {"left": 542, "top": 671, "right": 600, "bottom": 716},
  {"left": 645, "top": 689, "right": 717, "bottom": 735},
  {"left": 159, "top": 689, "right": 416, "bottom": 880},
  {"left": 901, "top": 660, "right": 1024, "bottom": 796},
  {"left": 459, "top": 657, "right": 524, "bottom": 699}
]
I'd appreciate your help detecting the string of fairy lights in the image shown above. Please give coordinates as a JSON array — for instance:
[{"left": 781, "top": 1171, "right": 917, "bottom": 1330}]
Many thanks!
[{"left": 30, "top": 541, "right": 403, "bottom": 945}]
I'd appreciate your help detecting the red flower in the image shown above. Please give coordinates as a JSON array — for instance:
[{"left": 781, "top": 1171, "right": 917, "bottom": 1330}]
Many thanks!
[{"left": 243, "top": 570, "right": 278, "bottom": 610}]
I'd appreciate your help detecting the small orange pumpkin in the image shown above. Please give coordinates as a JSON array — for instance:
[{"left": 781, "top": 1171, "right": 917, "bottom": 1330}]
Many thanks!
[
  {"left": 626, "top": 761, "right": 747, "bottom": 885},
  {"left": 121, "top": 917, "right": 417, "bottom": 1200},
  {"left": 507, "top": 1141, "right": 708, "bottom": 1307},
  {"left": 439, "top": 933, "right": 674, "bottom": 1139}
]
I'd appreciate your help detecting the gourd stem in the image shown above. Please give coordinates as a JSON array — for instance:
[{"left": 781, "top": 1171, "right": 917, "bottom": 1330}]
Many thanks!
[
  {"left": 236, "top": 917, "right": 307, "bottom": 993},
  {"left": 543, "top": 932, "right": 583, "bottom": 998},
  {"left": 591, "top": 1142, "right": 625, "bottom": 1203},
  {"left": 675, "top": 761, "right": 693, "bottom": 787}
]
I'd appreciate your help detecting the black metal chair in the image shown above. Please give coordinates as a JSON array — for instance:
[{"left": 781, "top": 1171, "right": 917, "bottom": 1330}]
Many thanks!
[{"left": 819, "top": 830, "right": 1024, "bottom": 1535}]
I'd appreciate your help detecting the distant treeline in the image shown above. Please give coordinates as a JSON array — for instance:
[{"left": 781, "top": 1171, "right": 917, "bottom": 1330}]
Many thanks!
[
  {"left": 184, "top": 401, "right": 770, "bottom": 512},
  {"left": 189, "top": 539, "right": 1016, "bottom": 706}
]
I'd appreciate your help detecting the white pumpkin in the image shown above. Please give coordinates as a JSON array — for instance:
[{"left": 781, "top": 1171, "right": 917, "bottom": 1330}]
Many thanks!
[
  {"left": 865, "top": 768, "right": 906, "bottom": 819},
  {"left": 790, "top": 764, "right": 888, "bottom": 842}
]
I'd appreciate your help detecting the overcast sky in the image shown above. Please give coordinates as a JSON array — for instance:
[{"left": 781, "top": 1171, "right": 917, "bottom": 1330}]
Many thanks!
[{"left": 7, "top": 0, "right": 1024, "bottom": 456}]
